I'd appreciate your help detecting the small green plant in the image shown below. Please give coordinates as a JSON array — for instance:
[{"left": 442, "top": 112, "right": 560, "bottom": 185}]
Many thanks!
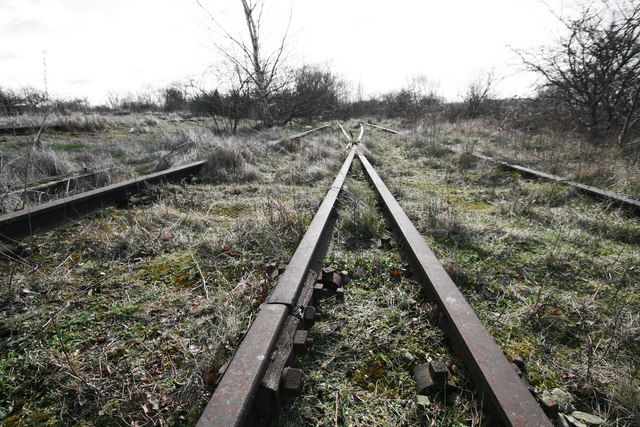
[
  {"left": 55, "top": 142, "right": 86, "bottom": 151},
  {"left": 200, "top": 145, "right": 258, "bottom": 183}
]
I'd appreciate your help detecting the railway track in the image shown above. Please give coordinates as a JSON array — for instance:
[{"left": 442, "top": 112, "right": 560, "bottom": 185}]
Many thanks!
[
  {"left": 0, "top": 124, "right": 331, "bottom": 244},
  {"left": 2, "top": 122, "right": 624, "bottom": 424},
  {"left": 0, "top": 160, "right": 205, "bottom": 244},
  {"left": 455, "top": 147, "right": 640, "bottom": 214},
  {"left": 362, "top": 121, "right": 400, "bottom": 134},
  {"left": 1, "top": 168, "right": 113, "bottom": 213},
  {"left": 337, "top": 121, "right": 364, "bottom": 143},
  {"left": 197, "top": 140, "right": 552, "bottom": 426}
]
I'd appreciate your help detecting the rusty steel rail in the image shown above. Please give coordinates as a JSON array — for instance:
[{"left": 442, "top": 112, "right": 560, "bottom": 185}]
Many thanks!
[
  {"left": 336, "top": 122, "right": 364, "bottom": 143},
  {"left": 336, "top": 121, "right": 352, "bottom": 142},
  {"left": 0, "top": 123, "right": 98, "bottom": 135},
  {"left": 0, "top": 125, "right": 41, "bottom": 135},
  {"left": 288, "top": 124, "right": 331, "bottom": 140},
  {"left": 0, "top": 160, "right": 205, "bottom": 242},
  {"left": 358, "top": 153, "right": 552, "bottom": 427},
  {"left": 356, "top": 123, "right": 364, "bottom": 142},
  {"left": 362, "top": 122, "right": 399, "bottom": 134},
  {"left": 267, "top": 124, "right": 331, "bottom": 145},
  {"left": 197, "top": 146, "right": 356, "bottom": 427},
  {"left": 2, "top": 168, "right": 112, "bottom": 208},
  {"left": 460, "top": 148, "right": 640, "bottom": 214},
  {"left": 197, "top": 304, "right": 288, "bottom": 427},
  {"left": 268, "top": 146, "right": 356, "bottom": 306}
]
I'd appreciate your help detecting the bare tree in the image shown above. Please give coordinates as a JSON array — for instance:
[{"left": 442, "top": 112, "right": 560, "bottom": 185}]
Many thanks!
[
  {"left": 280, "top": 64, "right": 346, "bottom": 123},
  {"left": 196, "top": 0, "right": 292, "bottom": 127},
  {"left": 106, "top": 91, "right": 122, "bottom": 110},
  {"left": 519, "top": 1, "right": 640, "bottom": 143},
  {"left": 408, "top": 75, "right": 441, "bottom": 101},
  {"left": 188, "top": 62, "right": 251, "bottom": 134},
  {"left": 464, "top": 69, "right": 495, "bottom": 118}
]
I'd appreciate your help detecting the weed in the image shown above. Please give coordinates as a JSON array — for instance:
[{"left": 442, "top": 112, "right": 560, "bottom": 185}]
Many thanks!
[{"left": 55, "top": 142, "right": 87, "bottom": 152}]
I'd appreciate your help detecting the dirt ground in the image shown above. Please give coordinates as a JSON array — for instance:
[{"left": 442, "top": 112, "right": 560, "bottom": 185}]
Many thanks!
[
  {"left": 0, "top": 121, "right": 346, "bottom": 426},
  {"left": 1, "top": 118, "right": 639, "bottom": 426}
]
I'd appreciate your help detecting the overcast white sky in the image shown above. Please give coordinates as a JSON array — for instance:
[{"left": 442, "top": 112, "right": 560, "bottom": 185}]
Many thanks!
[{"left": 0, "top": 0, "right": 573, "bottom": 104}]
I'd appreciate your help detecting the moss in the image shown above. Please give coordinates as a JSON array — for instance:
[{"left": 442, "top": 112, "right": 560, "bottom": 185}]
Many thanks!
[
  {"left": 54, "top": 142, "right": 87, "bottom": 151},
  {"left": 208, "top": 203, "right": 247, "bottom": 219},
  {"left": 458, "top": 199, "right": 494, "bottom": 212},
  {"left": 136, "top": 251, "right": 197, "bottom": 288}
]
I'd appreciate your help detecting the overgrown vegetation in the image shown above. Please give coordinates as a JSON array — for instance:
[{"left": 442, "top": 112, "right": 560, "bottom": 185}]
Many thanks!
[
  {"left": 1, "top": 1, "right": 639, "bottom": 424},
  {"left": 361, "top": 125, "right": 640, "bottom": 425},
  {"left": 0, "top": 130, "right": 345, "bottom": 425},
  {"left": 283, "top": 174, "right": 484, "bottom": 426}
]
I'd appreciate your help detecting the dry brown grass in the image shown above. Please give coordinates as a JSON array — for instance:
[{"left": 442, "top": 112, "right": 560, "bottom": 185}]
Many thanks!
[
  {"left": 434, "top": 118, "right": 640, "bottom": 198},
  {"left": 363, "top": 126, "right": 640, "bottom": 425},
  {"left": 0, "top": 125, "right": 344, "bottom": 425}
]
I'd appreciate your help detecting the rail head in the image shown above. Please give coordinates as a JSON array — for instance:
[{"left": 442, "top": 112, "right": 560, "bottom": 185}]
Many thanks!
[
  {"left": 336, "top": 122, "right": 352, "bottom": 142},
  {"left": 362, "top": 122, "right": 399, "bottom": 134},
  {"left": 196, "top": 304, "right": 288, "bottom": 427},
  {"left": 0, "top": 160, "right": 205, "bottom": 242},
  {"left": 267, "top": 146, "right": 356, "bottom": 306},
  {"left": 357, "top": 153, "right": 552, "bottom": 427},
  {"left": 356, "top": 123, "right": 364, "bottom": 142},
  {"left": 288, "top": 124, "right": 331, "bottom": 140},
  {"left": 267, "top": 123, "right": 330, "bottom": 145}
]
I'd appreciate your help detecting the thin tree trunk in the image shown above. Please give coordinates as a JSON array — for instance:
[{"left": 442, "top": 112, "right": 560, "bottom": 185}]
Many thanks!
[{"left": 618, "top": 88, "right": 640, "bottom": 146}]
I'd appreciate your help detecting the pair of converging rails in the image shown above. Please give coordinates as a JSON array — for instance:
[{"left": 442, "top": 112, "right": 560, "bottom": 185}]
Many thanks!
[
  {"left": 0, "top": 124, "right": 331, "bottom": 242},
  {"left": 1, "top": 121, "right": 637, "bottom": 243},
  {"left": 195, "top": 125, "right": 635, "bottom": 426},
  {"left": 197, "top": 143, "right": 553, "bottom": 426},
  {"left": 1, "top": 122, "right": 637, "bottom": 425}
]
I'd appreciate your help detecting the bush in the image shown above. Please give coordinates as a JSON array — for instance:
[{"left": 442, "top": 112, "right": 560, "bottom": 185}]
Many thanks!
[
  {"left": 199, "top": 146, "right": 257, "bottom": 183},
  {"left": 163, "top": 87, "right": 187, "bottom": 112},
  {"left": 54, "top": 114, "right": 108, "bottom": 132}
]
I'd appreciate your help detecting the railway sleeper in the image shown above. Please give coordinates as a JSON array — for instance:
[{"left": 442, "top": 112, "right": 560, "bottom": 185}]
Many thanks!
[{"left": 242, "top": 260, "right": 350, "bottom": 426}]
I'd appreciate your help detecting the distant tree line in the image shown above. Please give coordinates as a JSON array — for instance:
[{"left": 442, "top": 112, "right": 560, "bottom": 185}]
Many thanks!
[
  {"left": 518, "top": 0, "right": 640, "bottom": 145},
  {"left": 2, "top": 0, "right": 637, "bottom": 146}
]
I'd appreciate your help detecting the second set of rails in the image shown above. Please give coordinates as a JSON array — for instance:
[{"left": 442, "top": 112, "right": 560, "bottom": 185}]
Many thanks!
[
  {"left": 198, "top": 135, "right": 553, "bottom": 426},
  {"left": 1, "top": 121, "right": 637, "bottom": 425}
]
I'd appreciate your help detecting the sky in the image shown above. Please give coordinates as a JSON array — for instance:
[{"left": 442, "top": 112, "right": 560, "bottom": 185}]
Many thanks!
[{"left": 0, "top": 0, "right": 574, "bottom": 104}]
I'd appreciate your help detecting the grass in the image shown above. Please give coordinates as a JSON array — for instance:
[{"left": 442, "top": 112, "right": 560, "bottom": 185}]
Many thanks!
[
  {"left": 359, "top": 124, "right": 640, "bottom": 425},
  {"left": 0, "top": 130, "right": 346, "bottom": 425},
  {"left": 54, "top": 142, "right": 87, "bottom": 152},
  {"left": 435, "top": 117, "right": 640, "bottom": 198},
  {"left": 282, "top": 171, "right": 485, "bottom": 426},
  {"left": 2, "top": 116, "right": 638, "bottom": 425}
]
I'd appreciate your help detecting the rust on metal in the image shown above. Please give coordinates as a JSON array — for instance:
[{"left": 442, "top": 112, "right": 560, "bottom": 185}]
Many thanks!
[
  {"left": 4, "top": 168, "right": 110, "bottom": 200},
  {"left": 336, "top": 122, "right": 352, "bottom": 142},
  {"left": 250, "top": 314, "right": 300, "bottom": 425},
  {"left": 280, "top": 367, "right": 304, "bottom": 396},
  {"left": 0, "top": 123, "right": 90, "bottom": 135},
  {"left": 0, "top": 160, "right": 205, "bottom": 242},
  {"left": 266, "top": 146, "right": 355, "bottom": 306},
  {"left": 362, "top": 122, "right": 399, "bottom": 134},
  {"left": 196, "top": 304, "right": 288, "bottom": 427},
  {"left": 292, "top": 330, "right": 312, "bottom": 354},
  {"left": 356, "top": 123, "right": 364, "bottom": 142},
  {"left": 357, "top": 153, "right": 552, "bottom": 427},
  {"left": 464, "top": 149, "right": 640, "bottom": 214}
]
